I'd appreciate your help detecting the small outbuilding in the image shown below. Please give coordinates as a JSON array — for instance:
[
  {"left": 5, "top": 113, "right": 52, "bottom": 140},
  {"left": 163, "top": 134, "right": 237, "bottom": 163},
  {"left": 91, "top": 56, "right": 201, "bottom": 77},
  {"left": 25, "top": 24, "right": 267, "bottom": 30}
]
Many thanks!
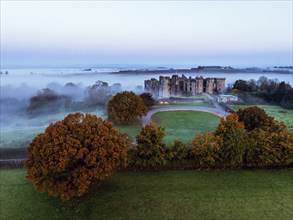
[{"left": 217, "top": 94, "right": 238, "bottom": 103}]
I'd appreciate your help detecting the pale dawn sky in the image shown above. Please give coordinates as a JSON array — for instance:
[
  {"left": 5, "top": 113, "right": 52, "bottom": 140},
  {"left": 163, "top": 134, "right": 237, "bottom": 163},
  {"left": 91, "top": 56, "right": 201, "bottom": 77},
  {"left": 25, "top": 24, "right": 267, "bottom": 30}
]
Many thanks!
[{"left": 1, "top": 1, "right": 292, "bottom": 68}]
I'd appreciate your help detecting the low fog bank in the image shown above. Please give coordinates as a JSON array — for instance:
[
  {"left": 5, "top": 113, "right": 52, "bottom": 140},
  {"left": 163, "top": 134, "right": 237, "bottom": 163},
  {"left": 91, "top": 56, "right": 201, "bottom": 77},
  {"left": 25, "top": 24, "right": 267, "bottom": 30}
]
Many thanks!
[{"left": 0, "top": 79, "right": 143, "bottom": 133}]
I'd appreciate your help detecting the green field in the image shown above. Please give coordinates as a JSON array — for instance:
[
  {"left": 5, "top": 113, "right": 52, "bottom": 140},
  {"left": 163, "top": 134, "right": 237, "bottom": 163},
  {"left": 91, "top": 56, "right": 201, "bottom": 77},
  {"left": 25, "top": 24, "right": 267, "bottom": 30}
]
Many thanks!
[
  {"left": 152, "top": 111, "right": 220, "bottom": 144},
  {"left": 115, "top": 121, "right": 143, "bottom": 140},
  {"left": 0, "top": 110, "right": 106, "bottom": 149},
  {"left": 229, "top": 105, "right": 293, "bottom": 131},
  {"left": 1, "top": 169, "right": 292, "bottom": 219}
]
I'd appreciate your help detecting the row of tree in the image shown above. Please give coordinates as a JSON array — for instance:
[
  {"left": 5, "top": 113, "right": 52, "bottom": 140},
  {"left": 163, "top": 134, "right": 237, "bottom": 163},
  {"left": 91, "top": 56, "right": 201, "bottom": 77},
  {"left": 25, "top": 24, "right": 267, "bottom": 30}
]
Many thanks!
[
  {"left": 25, "top": 105, "right": 293, "bottom": 201},
  {"left": 27, "top": 83, "right": 156, "bottom": 117},
  {"left": 128, "top": 107, "right": 293, "bottom": 170},
  {"left": 229, "top": 76, "right": 293, "bottom": 109}
]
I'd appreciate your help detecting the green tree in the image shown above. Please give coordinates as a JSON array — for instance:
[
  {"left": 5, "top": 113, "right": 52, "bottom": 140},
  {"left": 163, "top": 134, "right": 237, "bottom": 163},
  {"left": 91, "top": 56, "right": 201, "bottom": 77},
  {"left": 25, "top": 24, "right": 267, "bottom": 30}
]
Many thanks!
[
  {"left": 232, "top": 80, "right": 252, "bottom": 92},
  {"left": 132, "top": 123, "right": 167, "bottom": 169},
  {"left": 139, "top": 92, "right": 156, "bottom": 109},
  {"left": 167, "top": 140, "right": 189, "bottom": 169},
  {"left": 236, "top": 106, "right": 275, "bottom": 131},
  {"left": 107, "top": 91, "right": 148, "bottom": 123},
  {"left": 25, "top": 113, "right": 128, "bottom": 201}
]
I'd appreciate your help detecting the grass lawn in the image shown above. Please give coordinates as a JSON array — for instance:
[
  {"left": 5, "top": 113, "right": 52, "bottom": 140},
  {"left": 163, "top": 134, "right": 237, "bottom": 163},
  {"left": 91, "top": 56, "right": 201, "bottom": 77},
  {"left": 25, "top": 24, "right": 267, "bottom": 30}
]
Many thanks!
[
  {"left": 229, "top": 105, "right": 293, "bottom": 131},
  {"left": 115, "top": 121, "right": 143, "bottom": 140},
  {"left": 1, "top": 169, "right": 292, "bottom": 219},
  {"left": 152, "top": 111, "right": 220, "bottom": 144}
]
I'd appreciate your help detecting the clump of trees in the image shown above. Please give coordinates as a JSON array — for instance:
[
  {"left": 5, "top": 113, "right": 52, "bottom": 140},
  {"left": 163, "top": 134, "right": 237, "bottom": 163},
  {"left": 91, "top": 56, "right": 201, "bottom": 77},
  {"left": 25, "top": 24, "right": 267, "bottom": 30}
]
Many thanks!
[
  {"left": 25, "top": 81, "right": 125, "bottom": 116},
  {"left": 25, "top": 113, "right": 128, "bottom": 201},
  {"left": 107, "top": 91, "right": 148, "bottom": 123},
  {"left": 25, "top": 106, "right": 293, "bottom": 201},
  {"left": 84, "top": 81, "right": 113, "bottom": 107},
  {"left": 129, "top": 106, "right": 293, "bottom": 170},
  {"left": 27, "top": 88, "right": 71, "bottom": 116},
  {"left": 230, "top": 76, "right": 293, "bottom": 109}
]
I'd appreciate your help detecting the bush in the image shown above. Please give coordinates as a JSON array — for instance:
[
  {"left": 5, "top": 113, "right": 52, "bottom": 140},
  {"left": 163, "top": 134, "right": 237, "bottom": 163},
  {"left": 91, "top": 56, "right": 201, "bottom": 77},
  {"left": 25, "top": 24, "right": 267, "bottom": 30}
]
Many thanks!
[
  {"left": 107, "top": 91, "right": 148, "bottom": 123},
  {"left": 189, "top": 132, "right": 222, "bottom": 168},
  {"left": 25, "top": 113, "right": 128, "bottom": 201},
  {"left": 130, "top": 123, "right": 167, "bottom": 170}
]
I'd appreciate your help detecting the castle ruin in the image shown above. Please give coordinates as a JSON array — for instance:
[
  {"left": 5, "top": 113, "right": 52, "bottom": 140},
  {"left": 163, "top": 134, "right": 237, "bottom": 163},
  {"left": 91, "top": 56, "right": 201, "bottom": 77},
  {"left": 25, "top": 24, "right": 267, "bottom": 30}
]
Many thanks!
[{"left": 144, "top": 75, "right": 225, "bottom": 98}]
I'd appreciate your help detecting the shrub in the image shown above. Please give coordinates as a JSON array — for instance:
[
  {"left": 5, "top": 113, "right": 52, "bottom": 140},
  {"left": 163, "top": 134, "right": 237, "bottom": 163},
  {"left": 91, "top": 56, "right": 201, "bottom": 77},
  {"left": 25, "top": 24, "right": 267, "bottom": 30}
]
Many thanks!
[
  {"left": 189, "top": 132, "right": 222, "bottom": 168},
  {"left": 107, "top": 91, "right": 148, "bottom": 123},
  {"left": 131, "top": 123, "right": 167, "bottom": 169},
  {"left": 25, "top": 113, "right": 128, "bottom": 201}
]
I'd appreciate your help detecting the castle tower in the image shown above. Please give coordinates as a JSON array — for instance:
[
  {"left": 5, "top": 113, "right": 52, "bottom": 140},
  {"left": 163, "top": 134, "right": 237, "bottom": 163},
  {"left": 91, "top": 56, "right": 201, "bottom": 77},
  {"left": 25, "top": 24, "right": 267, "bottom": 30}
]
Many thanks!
[
  {"left": 204, "top": 78, "right": 214, "bottom": 94},
  {"left": 159, "top": 76, "right": 171, "bottom": 98},
  {"left": 215, "top": 78, "right": 226, "bottom": 93},
  {"left": 195, "top": 76, "right": 204, "bottom": 94}
]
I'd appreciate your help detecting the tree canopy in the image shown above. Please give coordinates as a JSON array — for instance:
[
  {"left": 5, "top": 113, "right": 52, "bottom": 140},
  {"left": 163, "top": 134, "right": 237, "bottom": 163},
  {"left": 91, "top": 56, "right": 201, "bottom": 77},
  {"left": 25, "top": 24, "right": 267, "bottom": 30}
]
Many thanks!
[
  {"left": 131, "top": 123, "right": 167, "bottom": 169},
  {"left": 236, "top": 106, "right": 275, "bottom": 131},
  {"left": 139, "top": 92, "right": 156, "bottom": 109},
  {"left": 25, "top": 113, "right": 128, "bottom": 201},
  {"left": 107, "top": 91, "right": 148, "bottom": 123}
]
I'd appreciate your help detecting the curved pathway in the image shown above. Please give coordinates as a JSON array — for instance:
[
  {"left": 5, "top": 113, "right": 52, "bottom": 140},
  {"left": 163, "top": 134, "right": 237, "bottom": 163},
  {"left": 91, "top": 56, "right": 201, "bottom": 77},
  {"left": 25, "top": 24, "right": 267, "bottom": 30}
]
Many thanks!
[{"left": 142, "top": 93, "right": 229, "bottom": 126}]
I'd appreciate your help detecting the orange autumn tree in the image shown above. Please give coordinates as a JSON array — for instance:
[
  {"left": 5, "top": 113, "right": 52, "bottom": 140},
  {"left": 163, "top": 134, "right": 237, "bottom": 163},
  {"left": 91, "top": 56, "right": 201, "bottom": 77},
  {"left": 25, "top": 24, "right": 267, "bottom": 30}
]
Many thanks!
[
  {"left": 107, "top": 91, "right": 148, "bottom": 123},
  {"left": 215, "top": 114, "right": 246, "bottom": 166},
  {"left": 189, "top": 132, "right": 222, "bottom": 167},
  {"left": 25, "top": 113, "right": 128, "bottom": 201}
]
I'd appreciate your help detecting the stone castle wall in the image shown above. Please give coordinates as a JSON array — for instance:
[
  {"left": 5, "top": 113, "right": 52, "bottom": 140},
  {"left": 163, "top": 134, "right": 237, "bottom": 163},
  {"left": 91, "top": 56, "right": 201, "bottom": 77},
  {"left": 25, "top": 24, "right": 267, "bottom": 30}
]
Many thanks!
[{"left": 145, "top": 74, "right": 225, "bottom": 98}]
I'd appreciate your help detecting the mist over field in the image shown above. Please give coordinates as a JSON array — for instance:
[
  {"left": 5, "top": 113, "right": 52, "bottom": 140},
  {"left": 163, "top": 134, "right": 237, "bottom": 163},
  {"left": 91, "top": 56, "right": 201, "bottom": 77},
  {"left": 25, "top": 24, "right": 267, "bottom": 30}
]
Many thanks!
[{"left": 1, "top": 68, "right": 292, "bottom": 137}]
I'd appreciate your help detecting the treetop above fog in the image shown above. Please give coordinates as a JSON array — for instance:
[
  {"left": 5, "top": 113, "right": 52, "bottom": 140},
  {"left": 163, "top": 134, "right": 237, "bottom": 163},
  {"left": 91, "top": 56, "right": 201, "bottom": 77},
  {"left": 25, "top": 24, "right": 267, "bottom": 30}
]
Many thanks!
[{"left": 107, "top": 91, "right": 148, "bottom": 123}]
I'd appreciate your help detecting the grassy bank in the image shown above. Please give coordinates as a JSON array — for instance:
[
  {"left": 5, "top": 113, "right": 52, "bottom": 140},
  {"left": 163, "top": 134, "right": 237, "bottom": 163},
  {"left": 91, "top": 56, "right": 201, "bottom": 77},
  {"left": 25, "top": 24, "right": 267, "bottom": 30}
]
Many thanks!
[
  {"left": 152, "top": 111, "right": 220, "bottom": 144},
  {"left": 1, "top": 169, "right": 292, "bottom": 219},
  {"left": 229, "top": 105, "right": 293, "bottom": 131}
]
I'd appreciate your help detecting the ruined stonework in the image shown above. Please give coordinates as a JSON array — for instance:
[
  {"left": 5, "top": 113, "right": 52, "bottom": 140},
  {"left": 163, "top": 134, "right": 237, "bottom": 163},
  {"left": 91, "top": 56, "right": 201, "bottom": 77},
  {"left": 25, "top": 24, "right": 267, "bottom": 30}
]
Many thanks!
[{"left": 145, "top": 75, "right": 225, "bottom": 98}]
